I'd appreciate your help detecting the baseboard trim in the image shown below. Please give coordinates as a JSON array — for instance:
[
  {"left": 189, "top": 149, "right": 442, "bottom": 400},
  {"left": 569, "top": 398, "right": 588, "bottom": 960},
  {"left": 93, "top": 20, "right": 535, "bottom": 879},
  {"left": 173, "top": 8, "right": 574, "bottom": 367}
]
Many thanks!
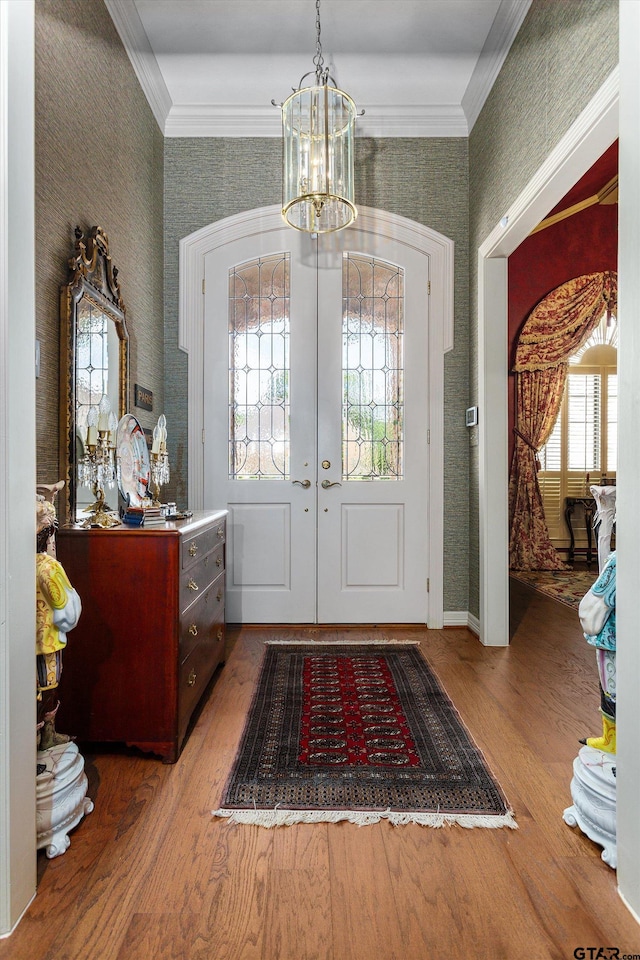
[{"left": 443, "top": 611, "right": 480, "bottom": 636}]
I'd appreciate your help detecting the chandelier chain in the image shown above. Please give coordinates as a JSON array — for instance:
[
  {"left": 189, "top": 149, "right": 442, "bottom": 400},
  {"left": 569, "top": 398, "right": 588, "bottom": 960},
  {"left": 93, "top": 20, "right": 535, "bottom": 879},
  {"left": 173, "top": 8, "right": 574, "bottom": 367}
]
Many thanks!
[{"left": 313, "top": 0, "right": 325, "bottom": 83}]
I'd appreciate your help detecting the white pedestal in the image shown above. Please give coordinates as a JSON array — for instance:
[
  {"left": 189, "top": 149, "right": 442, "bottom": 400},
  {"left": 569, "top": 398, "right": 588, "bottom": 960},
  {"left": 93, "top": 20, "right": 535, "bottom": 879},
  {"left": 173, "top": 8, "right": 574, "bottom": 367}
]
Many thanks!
[
  {"left": 563, "top": 744, "right": 616, "bottom": 869},
  {"left": 36, "top": 741, "right": 94, "bottom": 858}
]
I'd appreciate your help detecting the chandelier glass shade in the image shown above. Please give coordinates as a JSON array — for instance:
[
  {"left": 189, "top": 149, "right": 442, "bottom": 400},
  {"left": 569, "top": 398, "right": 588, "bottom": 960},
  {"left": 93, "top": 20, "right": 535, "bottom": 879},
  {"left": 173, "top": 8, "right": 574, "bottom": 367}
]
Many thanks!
[
  {"left": 281, "top": 80, "right": 357, "bottom": 233},
  {"left": 278, "top": 0, "right": 357, "bottom": 234}
]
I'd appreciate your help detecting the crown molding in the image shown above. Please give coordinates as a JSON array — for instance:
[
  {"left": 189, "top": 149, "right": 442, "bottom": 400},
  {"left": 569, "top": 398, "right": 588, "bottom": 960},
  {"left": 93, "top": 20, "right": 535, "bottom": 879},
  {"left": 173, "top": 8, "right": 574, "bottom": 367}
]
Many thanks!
[
  {"left": 462, "top": 0, "right": 532, "bottom": 132},
  {"left": 104, "top": 0, "right": 172, "bottom": 132},
  {"left": 352, "top": 105, "right": 468, "bottom": 139},
  {"left": 106, "top": 0, "right": 524, "bottom": 139},
  {"left": 164, "top": 103, "right": 469, "bottom": 138}
]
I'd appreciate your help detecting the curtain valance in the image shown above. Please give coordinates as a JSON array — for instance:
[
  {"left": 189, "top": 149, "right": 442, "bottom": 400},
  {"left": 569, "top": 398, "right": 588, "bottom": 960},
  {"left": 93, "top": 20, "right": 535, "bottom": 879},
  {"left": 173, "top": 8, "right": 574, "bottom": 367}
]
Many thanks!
[{"left": 513, "top": 271, "right": 617, "bottom": 372}]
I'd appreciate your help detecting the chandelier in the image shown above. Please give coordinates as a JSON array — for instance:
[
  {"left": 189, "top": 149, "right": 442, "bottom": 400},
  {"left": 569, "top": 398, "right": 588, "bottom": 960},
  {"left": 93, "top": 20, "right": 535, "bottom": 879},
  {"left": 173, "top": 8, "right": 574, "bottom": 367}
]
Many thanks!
[{"left": 275, "top": 0, "right": 358, "bottom": 234}]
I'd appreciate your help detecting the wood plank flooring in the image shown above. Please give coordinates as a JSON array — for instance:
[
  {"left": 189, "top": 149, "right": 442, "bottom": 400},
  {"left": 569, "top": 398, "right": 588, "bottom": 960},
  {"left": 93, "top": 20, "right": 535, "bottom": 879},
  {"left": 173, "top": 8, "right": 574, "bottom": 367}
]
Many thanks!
[{"left": 3, "top": 584, "right": 640, "bottom": 960}]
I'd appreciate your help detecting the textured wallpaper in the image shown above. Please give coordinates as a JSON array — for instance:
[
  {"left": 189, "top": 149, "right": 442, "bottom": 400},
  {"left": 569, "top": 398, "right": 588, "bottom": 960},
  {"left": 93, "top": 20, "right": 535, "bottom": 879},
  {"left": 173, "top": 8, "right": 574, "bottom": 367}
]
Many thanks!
[
  {"left": 467, "top": 0, "right": 619, "bottom": 617},
  {"left": 33, "top": 0, "right": 618, "bottom": 618},
  {"left": 163, "top": 137, "right": 470, "bottom": 611},
  {"left": 35, "top": 0, "right": 164, "bottom": 486}
]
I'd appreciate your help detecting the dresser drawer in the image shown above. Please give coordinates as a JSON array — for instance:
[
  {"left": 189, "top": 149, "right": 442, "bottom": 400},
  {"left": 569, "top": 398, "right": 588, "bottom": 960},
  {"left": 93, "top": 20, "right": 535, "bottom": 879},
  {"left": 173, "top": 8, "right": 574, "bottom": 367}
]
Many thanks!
[
  {"left": 180, "top": 545, "right": 224, "bottom": 612},
  {"left": 180, "top": 579, "right": 225, "bottom": 662},
  {"left": 182, "top": 518, "right": 225, "bottom": 571},
  {"left": 178, "top": 630, "right": 225, "bottom": 742}
]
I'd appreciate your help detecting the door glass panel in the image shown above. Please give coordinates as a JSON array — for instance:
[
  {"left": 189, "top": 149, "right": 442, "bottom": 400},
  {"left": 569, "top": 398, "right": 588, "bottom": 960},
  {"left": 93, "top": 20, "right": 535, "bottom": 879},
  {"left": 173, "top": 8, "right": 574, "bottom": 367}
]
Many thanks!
[
  {"left": 228, "top": 253, "right": 290, "bottom": 479},
  {"left": 342, "top": 254, "right": 403, "bottom": 480}
]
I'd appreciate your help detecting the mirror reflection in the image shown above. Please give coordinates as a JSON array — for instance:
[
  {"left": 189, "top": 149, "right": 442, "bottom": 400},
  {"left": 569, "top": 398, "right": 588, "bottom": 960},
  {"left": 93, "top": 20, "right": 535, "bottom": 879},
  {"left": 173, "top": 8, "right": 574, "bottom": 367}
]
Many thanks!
[
  {"left": 60, "top": 226, "right": 128, "bottom": 525},
  {"left": 74, "top": 297, "right": 120, "bottom": 522}
]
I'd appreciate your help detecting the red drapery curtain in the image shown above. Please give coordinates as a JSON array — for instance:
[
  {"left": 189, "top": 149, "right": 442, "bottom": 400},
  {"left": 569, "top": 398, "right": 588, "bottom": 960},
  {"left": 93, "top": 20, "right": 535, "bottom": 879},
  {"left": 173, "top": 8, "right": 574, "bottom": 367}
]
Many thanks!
[{"left": 508, "top": 271, "right": 617, "bottom": 570}]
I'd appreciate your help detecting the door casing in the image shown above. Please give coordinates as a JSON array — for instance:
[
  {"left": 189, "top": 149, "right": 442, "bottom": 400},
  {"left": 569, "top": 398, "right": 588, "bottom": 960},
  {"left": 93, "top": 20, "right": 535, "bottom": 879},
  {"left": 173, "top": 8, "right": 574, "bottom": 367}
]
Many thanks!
[{"left": 179, "top": 205, "right": 454, "bottom": 627}]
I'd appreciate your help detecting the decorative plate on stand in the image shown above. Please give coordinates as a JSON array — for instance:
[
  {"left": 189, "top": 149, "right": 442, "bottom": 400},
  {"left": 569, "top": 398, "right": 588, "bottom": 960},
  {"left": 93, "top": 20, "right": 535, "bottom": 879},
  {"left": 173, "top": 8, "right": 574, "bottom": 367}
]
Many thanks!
[{"left": 116, "top": 414, "right": 150, "bottom": 507}]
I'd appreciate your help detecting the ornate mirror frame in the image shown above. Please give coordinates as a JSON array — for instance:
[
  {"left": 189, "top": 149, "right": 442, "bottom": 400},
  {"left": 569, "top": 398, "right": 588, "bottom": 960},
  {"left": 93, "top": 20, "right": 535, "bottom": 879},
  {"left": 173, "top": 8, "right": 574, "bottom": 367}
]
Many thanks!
[{"left": 59, "top": 226, "right": 129, "bottom": 525}]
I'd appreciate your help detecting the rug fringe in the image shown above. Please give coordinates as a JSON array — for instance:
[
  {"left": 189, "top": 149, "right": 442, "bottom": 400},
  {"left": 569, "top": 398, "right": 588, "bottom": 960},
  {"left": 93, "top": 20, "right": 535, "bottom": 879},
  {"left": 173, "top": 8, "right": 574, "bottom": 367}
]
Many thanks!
[
  {"left": 211, "top": 807, "right": 518, "bottom": 830},
  {"left": 264, "top": 639, "right": 421, "bottom": 646}
]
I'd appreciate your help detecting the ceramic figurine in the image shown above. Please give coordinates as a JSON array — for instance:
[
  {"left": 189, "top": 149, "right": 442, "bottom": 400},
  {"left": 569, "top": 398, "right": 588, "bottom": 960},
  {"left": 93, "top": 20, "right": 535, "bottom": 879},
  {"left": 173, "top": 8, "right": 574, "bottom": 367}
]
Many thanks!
[
  {"left": 35, "top": 485, "right": 93, "bottom": 857},
  {"left": 36, "top": 494, "right": 82, "bottom": 749},
  {"left": 578, "top": 550, "right": 616, "bottom": 753},
  {"left": 563, "top": 549, "right": 617, "bottom": 868}
]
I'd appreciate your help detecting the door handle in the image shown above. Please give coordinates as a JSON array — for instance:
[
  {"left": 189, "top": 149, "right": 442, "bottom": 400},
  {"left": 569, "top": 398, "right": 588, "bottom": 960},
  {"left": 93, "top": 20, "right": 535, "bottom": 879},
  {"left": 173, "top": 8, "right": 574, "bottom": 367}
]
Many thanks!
[
  {"left": 321, "top": 479, "right": 342, "bottom": 489},
  {"left": 292, "top": 479, "right": 311, "bottom": 489}
]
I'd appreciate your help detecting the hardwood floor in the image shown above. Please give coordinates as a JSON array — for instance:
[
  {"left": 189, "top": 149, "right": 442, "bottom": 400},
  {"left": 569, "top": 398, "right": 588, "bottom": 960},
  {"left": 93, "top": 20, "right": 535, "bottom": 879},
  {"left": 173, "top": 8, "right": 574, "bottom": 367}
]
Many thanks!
[{"left": 4, "top": 586, "right": 639, "bottom": 960}]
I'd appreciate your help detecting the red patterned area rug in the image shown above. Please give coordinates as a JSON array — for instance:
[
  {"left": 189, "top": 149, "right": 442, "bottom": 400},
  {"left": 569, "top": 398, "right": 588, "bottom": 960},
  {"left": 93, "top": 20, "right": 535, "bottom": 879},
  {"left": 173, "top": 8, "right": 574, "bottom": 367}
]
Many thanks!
[
  {"left": 212, "top": 642, "right": 516, "bottom": 829},
  {"left": 510, "top": 570, "right": 597, "bottom": 609}
]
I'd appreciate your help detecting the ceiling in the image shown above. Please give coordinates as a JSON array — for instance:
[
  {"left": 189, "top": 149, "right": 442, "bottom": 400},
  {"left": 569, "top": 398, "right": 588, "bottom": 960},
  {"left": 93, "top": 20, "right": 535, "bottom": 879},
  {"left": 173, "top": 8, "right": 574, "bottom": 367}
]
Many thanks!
[{"left": 105, "top": 0, "right": 532, "bottom": 137}]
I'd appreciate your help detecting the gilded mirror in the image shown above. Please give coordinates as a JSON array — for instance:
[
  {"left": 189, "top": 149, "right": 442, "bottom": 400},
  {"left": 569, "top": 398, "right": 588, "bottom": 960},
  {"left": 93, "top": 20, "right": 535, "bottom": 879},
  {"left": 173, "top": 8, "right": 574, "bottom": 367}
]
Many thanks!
[{"left": 59, "top": 226, "right": 128, "bottom": 524}]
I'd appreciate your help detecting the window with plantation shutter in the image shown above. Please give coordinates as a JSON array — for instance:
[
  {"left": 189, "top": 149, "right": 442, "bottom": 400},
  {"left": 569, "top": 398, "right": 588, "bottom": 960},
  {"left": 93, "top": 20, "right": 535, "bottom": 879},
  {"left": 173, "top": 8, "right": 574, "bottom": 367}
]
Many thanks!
[
  {"left": 567, "top": 373, "right": 600, "bottom": 471},
  {"left": 607, "top": 374, "right": 617, "bottom": 472},
  {"left": 538, "top": 314, "right": 617, "bottom": 552}
]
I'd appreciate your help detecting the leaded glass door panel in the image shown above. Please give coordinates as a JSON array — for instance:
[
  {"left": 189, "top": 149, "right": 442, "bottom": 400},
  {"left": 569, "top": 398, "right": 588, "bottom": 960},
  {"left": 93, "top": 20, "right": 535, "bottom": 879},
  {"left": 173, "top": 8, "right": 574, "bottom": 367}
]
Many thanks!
[
  {"left": 316, "top": 230, "right": 429, "bottom": 622},
  {"left": 205, "top": 228, "right": 317, "bottom": 622}
]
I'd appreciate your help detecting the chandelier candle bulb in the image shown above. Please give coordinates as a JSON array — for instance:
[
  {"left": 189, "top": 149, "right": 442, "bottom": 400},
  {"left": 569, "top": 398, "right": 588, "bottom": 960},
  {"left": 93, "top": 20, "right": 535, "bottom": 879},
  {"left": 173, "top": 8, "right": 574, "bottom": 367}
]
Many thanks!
[
  {"left": 86, "top": 405, "right": 98, "bottom": 447},
  {"left": 98, "top": 394, "right": 111, "bottom": 431},
  {"left": 108, "top": 411, "right": 118, "bottom": 446},
  {"left": 150, "top": 414, "right": 170, "bottom": 505},
  {"left": 152, "top": 413, "right": 167, "bottom": 455}
]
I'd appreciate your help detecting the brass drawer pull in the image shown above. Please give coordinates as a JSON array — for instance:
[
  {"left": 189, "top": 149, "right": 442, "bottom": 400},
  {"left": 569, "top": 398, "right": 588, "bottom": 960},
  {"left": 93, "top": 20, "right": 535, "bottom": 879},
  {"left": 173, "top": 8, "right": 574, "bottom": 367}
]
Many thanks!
[
  {"left": 217, "top": 527, "right": 224, "bottom": 539},
  {"left": 188, "top": 623, "right": 198, "bottom": 636},
  {"left": 216, "top": 556, "right": 222, "bottom": 567},
  {"left": 188, "top": 578, "right": 199, "bottom": 592},
  {"left": 217, "top": 590, "right": 223, "bottom": 602},
  {"left": 189, "top": 542, "right": 198, "bottom": 557},
  {"left": 187, "top": 670, "right": 197, "bottom": 687},
  {"left": 217, "top": 628, "right": 223, "bottom": 641}
]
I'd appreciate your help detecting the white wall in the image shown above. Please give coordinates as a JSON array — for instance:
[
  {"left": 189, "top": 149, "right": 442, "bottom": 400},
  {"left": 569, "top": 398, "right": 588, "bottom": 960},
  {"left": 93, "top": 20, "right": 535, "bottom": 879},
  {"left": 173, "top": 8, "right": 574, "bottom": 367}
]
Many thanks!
[
  {"left": 614, "top": 0, "right": 640, "bottom": 922},
  {"left": 0, "top": 0, "right": 37, "bottom": 938}
]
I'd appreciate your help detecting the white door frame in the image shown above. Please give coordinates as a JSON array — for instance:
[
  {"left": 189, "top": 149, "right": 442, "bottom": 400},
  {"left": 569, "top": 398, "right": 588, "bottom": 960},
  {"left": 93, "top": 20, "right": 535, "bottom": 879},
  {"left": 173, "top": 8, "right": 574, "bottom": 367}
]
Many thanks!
[
  {"left": 0, "top": 0, "right": 37, "bottom": 937},
  {"left": 179, "top": 206, "right": 454, "bottom": 627},
  {"left": 477, "top": 68, "right": 619, "bottom": 647}
]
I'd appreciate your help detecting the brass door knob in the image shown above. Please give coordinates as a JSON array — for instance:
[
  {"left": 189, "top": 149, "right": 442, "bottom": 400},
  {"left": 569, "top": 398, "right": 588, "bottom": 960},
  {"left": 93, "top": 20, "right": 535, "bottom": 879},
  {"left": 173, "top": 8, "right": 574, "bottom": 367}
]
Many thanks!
[
  {"left": 292, "top": 478, "right": 311, "bottom": 488},
  {"left": 321, "top": 479, "right": 342, "bottom": 489}
]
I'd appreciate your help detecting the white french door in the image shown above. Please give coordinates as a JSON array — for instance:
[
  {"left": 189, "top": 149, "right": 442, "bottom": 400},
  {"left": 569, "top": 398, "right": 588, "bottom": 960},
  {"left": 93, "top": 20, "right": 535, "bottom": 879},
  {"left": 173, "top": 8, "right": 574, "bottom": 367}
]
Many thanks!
[{"left": 203, "top": 221, "right": 431, "bottom": 623}]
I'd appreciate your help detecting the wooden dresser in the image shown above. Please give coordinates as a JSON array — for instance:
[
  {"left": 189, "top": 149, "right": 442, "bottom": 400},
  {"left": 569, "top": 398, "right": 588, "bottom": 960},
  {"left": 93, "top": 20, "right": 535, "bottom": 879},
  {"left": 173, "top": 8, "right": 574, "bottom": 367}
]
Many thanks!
[{"left": 57, "top": 510, "right": 227, "bottom": 762}]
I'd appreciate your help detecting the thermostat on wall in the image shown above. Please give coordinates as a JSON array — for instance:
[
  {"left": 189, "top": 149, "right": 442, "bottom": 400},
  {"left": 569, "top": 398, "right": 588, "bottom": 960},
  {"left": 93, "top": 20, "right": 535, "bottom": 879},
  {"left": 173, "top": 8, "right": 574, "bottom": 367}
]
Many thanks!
[{"left": 465, "top": 406, "right": 478, "bottom": 427}]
